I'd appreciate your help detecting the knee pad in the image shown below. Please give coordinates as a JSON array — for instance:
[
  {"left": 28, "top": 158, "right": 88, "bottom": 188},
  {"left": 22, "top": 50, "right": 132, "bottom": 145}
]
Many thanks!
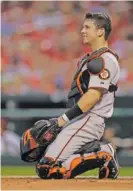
[
  {"left": 74, "top": 140, "right": 101, "bottom": 155},
  {"left": 36, "top": 157, "right": 54, "bottom": 179}
]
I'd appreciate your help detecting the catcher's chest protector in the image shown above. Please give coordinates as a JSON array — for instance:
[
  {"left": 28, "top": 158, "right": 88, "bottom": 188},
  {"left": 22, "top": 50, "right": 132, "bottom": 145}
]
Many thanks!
[{"left": 67, "top": 47, "right": 119, "bottom": 108}]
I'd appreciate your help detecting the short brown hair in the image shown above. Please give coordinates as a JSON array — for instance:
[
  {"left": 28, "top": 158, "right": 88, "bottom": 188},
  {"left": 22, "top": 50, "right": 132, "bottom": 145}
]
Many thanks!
[{"left": 85, "top": 12, "right": 112, "bottom": 40}]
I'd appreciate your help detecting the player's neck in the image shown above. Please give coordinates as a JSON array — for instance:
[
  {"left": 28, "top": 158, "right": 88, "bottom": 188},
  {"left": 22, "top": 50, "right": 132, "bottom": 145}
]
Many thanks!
[{"left": 90, "top": 41, "right": 108, "bottom": 53}]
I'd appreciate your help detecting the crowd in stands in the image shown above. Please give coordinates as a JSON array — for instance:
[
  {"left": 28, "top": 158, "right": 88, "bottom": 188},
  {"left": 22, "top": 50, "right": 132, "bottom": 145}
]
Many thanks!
[{"left": 1, "top": 1, "right": 133, "bottom": 96}]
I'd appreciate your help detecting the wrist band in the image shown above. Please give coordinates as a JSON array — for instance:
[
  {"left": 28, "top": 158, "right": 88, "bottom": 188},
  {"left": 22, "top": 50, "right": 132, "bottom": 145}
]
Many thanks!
[
  {"left": 62, "top": 104, "right": 83, "bottom": 122},
  {"left": 62, "top": 114, "right": 70, "bottom": 122}
]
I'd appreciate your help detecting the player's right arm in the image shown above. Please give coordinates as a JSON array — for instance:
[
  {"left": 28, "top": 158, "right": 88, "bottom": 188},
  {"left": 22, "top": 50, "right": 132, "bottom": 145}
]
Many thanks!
[{"left": 58, "top": 55, "right": 119, "bottom": 127}]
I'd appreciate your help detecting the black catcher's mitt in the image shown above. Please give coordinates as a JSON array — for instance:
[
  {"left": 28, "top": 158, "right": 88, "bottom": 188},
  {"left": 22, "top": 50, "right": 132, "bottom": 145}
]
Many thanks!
[{"left": 30, "top": 119, "right": 61, "bottom": 147}]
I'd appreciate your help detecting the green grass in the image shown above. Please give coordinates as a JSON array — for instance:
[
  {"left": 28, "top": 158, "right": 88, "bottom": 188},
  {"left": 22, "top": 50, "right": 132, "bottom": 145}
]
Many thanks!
[
  {"left": 1, "top": 166, "right": 36, "bottom": 176},
  {"left": 83, "top": 167, "right": 133, "bottom": 176},
  {"left": 1, "top": 166, "right": 133, "bottom": 176}
]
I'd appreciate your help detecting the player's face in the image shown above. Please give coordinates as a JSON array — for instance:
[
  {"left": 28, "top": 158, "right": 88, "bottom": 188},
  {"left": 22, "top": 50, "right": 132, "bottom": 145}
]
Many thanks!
[{"left": 81, "top": 19, "right": 101, "bottom": 44}]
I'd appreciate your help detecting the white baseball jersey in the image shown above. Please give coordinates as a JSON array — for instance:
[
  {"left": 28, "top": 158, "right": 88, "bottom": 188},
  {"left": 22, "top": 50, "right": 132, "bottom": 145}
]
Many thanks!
[{"left": 45, "top": 51, "right": 120, "bottom": 164}]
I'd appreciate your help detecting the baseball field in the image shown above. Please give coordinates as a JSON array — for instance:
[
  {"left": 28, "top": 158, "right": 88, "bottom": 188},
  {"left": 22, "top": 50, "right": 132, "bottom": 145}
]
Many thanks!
[{"left": 1, "top": 166, "right": 133, "bottom": 190}]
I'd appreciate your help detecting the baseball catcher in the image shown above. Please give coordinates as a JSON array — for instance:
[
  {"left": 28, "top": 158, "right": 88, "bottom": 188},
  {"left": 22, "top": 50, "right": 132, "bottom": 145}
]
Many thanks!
[{"left": 20, "top": 12, "right": 120, "bottom": 179}]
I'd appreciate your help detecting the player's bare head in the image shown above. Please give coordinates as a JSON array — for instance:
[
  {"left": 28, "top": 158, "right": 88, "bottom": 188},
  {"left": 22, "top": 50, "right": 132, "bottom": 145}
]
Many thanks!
[{"left": 81, "top": 12, "right": 112, "bottom": 44}]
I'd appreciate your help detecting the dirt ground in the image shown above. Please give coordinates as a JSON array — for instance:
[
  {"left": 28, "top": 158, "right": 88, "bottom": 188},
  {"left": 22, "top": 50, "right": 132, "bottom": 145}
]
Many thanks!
[{"left": 2, "top": 177, "right": 133, "bottom": 190}]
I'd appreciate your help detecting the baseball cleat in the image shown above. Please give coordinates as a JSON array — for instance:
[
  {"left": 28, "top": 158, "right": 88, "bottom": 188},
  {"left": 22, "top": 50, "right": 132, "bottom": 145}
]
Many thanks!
[{"left": 99, "top": 143, "right": 119, "bottom": 179}]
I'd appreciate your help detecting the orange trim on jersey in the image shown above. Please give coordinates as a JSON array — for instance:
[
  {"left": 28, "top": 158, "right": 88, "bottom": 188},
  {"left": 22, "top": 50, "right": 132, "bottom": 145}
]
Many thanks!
[
  {"left": 53, "top": 116, "right": 90, "bottom": 162},
  {"left": 76, "top": 71, "right": 84, "bottom": 95}
]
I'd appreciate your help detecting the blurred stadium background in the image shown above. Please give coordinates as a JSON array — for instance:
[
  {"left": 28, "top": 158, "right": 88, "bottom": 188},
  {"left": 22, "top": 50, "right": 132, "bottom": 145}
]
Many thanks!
[{"left": 1, "top": 1, "right": 133, "bottom": 175}]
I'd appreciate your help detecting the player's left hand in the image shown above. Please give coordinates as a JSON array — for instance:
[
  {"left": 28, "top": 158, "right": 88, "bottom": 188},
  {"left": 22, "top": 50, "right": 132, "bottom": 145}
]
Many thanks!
[{"left": 30, "top": 118, "right": 61, "bottom": 147}]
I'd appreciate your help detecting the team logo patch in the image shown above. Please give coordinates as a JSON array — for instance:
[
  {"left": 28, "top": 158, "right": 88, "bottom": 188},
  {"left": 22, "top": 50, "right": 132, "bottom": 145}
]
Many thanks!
[{"left": 99, "top": 69, "right": 110, "bottom": 80}]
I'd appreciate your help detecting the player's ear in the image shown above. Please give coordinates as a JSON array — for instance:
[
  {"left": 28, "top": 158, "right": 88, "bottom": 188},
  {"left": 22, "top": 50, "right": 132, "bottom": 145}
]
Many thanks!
[{"left": 97, "top": 28, "right": 105, "bottom": 38}]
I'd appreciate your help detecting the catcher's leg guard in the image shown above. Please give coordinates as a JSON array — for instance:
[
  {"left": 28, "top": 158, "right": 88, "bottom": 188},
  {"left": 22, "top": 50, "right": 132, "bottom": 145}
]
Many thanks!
[
  {"left": 47, "top": 162, "right": 67, "bottom": 179},
  {"left": 36, "top": 157, "right": 66, "bottom": 179},
  {"left": 62, "top": 141, "right": 114, "bottom": 179},
  {"left": 65, "top": 150, "right": 112, "bottom": 178},
  {"left": 99, "top": 144, "right": 119, "bottom": 179},
  {"left": 36, "top": 157, "right": 54, "bottom": 179},
  {"left": 63, "top": 141, "right": 117, "bottom": 178}
]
